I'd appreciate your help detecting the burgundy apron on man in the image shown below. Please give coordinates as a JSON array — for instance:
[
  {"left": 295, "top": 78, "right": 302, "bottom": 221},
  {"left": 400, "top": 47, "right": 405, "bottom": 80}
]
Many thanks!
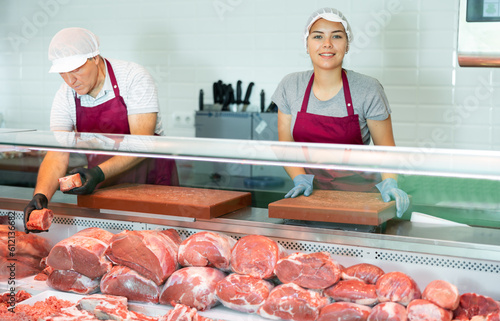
[
  {"left": 292, "top": 70, "right": 378, "bottom": 192},
  {"left": 75, "top": 59, "right": 178, "bottom": 188}
]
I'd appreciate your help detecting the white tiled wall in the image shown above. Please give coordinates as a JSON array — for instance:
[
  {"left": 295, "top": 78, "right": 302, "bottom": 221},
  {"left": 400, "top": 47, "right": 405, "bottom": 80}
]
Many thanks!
[{"left": 1, "top": 0, "right": 499, "bottom": 150}]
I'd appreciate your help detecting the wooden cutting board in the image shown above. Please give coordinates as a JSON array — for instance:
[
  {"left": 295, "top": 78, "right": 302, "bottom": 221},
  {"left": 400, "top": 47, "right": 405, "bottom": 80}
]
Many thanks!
[
  {"left": 268, "top": 190, "right": 396, "bottom": 226},
  {"left": 77, "top": 184, "right": 252, "bottom": 219}
]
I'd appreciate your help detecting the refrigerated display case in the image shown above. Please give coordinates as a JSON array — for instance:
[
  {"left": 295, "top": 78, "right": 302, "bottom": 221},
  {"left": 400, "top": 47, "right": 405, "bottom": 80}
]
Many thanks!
[{"left": 1, "top": 128, "right": 499, "bottom": 318}]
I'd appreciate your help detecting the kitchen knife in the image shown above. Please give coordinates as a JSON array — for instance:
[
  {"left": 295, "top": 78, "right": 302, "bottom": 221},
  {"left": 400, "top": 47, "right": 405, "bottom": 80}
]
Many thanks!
[
  {"left": 199, "top": 89, "right": 204, "bottom": 111},
  {"left": 236, "top": 80, "right": 242, "bottom": 112},
  {"left": 265, "top": 101, "right": 278, "bottom": 113},
  {"left": 222, "top": 84, "right": 232, "bottom": 111},
  {"left": 212, "top": 82, "right": 222, "bottom": 110},
  {"left": 260, "top": 89, "right": 265, "bottom": 113},
  {"left": 242, "top": 82, "right": 254, "bottom": 112}
]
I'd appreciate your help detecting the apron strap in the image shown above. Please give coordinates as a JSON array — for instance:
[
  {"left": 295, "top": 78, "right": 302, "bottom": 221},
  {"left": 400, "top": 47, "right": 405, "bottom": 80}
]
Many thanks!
[
  {"left": 300, "top": 73, "right": 315, "bottom": 113},
  {"left": 300, "top": 69, "right": 354, "bottom": 115},
  {"left": 105, "top": 59, "right": 120, "bottom": 97},
  {"left": 341, "top": 69, "right": 354, "bottom": 116}
]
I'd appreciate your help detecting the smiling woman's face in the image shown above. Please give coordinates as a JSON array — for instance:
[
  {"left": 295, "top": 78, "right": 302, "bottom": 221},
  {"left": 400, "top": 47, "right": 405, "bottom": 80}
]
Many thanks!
[{"left": 307, "top": 19, "right": 348, "bottom": 71}]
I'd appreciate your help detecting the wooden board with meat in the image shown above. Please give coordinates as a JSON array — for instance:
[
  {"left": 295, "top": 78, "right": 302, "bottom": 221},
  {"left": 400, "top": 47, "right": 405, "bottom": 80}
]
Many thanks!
[
  {"left": 268, "top": 190, "right": 397, "bottom": 225},
  {"left": 77, "top": 183, "right": 252, "bottom": 219}
]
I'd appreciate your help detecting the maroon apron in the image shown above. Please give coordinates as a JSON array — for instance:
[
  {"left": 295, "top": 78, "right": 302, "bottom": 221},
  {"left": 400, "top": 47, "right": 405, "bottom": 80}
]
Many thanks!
[
  {"left": 292, "top": 70, "right": 378, "bottom": 192},
  {"left": 75, "top": 59, "right": 178, "bottom": 188}
]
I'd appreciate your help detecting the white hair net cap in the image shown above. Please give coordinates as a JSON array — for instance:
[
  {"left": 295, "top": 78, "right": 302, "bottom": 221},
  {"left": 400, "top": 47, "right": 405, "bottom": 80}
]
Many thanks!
[
  {"left": 304, "top": 8, "right": 352, "bottom": 49},
  {"left": 48, "top": 27, "right": 100, "bottom": 73}
]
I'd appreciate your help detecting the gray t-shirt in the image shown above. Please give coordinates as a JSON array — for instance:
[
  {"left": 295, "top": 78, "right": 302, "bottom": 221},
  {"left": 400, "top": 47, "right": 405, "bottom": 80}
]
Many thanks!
[{"left": 271, "top": 69, "right": 391, "bottom": 145}]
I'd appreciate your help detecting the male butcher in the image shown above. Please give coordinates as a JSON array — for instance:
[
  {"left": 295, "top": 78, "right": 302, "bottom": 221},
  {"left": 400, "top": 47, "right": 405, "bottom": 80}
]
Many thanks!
[{"left": 24, "top": 27, "right": 178, "bottom": 232}]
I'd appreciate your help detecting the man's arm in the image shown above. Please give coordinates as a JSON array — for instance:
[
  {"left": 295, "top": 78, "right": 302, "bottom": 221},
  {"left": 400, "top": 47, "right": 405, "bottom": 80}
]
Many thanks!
[
  {"left": 34, "top": 150, "right": 70, "bottom": 201},
  {"left": 96, "top": 112, "right": 157, "bottom": 179}
]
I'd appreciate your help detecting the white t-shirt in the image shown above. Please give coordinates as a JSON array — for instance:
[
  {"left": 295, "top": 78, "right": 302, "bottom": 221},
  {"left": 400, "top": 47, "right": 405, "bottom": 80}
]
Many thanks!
[
  {"left": 271, "top": 69, "right": 391, "bottom": 145},
  {"left": 50, "top": 58, "right": 164, "bottom": 135}
]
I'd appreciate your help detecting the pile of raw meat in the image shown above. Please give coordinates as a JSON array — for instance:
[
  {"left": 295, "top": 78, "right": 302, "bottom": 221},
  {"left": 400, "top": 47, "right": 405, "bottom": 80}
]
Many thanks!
[
  {"left": 32, "top": 227, "right": 500, "bottom": 321},
  {"left": 12, "top": 293, "right": 219, "bottom": 321},
  {"left": 0, "top": 225, "right": 51, "bottom": 281}
]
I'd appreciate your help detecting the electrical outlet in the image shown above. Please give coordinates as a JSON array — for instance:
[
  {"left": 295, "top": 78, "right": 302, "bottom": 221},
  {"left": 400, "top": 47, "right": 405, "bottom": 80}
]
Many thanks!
[{"left": 172, "top": 112, "right": 194, "bottom": 127}]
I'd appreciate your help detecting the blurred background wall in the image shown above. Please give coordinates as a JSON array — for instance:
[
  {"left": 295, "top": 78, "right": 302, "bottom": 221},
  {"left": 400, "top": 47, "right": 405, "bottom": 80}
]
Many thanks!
[{"left": 1, "top": 0, "right": 499, "bottom": 150}]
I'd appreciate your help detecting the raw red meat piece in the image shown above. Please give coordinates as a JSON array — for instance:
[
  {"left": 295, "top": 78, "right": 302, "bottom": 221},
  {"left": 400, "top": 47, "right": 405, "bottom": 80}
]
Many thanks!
[
  {"left": 0, "top": 255, "right": 43, "bottom": 281},
  {"left": 317, "top": 302, "right": 372, "bottom": 321},
  {"left": 274, "top": 251, "right": 342, "bottom": 289},
  {"left": 100, "top": 265, "right": 160, "bottom": 304},
  {"left": 470, "top": 312, "right": 500, "bottom": 321},
  {"left": 73, "top": 227, "right": 114, "bottom": 244},
  {"left": 368, "top": 302, "right": 407, "bottom": 321},
  {"left": 407, "top": 299, "right": 453, "bottom": 321},
  {"left": 46, "top": 227, "right": 113, "bottom": 279},
  {"left": 231, "top": 234, "right": 287, "bottom": 279},
  {"left": 342, "top": 263, "right": 385, "bottom": 284},
  {"left": 26, "top": 208, "right": 54, "bottom": 231},
  {"left": 216, "top": 273, "right": 274, "bottom": 313},
  {"left": 34, "top": 259, "right": 55, "bottom": 281},
  {"left": 58, "top": 173, "right": 83, "bottom": 192},
  {"left": 47, "top": 235, "right": 112, "bottom": 279},
  {"left": 422, "top": 280, "right": 460, "bottom": 310},
  {"left": 376, "top": 271, "right": 421, "bottom": 306},
  {"left": 159, "top": 266, "right": 226, "bottom": 311},
  {"left": 14, "top": 295, "right": 75, "bottom": 320},
  {"left": 178, "top": 231, "right": 236, "bottom": 271},
  {"left": 161, "top": 228, "right": 183, "bottom": 246},
  {"left": 453, "top": 293, "right": 500, "bottom": 320},
  {"left": 0, "top": 228, "right": 51, "bottom": 258},
  {"left": 47, "top": 269, "right": 100, "bottom": 294},
  {"left": 0, "top": 290, "right": 32, "bottom": 308},
  {"left": 324, "top": 279, "right": 378, "bottom": 306},
  {"left": 257, "top": 283, "right": 330, "bottom": 321},
  {"left": 105, "top": 229, "right": 179, "bottom": 285}
]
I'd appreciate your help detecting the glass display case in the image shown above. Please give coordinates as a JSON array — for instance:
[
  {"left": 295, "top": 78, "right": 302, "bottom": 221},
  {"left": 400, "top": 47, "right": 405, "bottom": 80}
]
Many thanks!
[{"left": 1, "top": 128, "right": 500, "bottom": 299}]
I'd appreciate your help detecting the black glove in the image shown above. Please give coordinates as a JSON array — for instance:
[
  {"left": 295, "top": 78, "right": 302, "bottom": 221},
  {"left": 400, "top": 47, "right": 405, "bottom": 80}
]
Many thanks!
[
  {"left": 64, "top": 166, "right": 105, "bottom": 195},
  {"left": 24, "top": 193, "right": 48, "bottom": 233}
]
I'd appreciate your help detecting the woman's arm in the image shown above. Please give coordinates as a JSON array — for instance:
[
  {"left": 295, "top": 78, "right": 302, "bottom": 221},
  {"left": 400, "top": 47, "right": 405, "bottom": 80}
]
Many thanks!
[
  {"left": 278, "top": 110, "right": 307, "bottom": 180},
  {"left": 367, "top": 115, "right": 397, "bottom": 181}
]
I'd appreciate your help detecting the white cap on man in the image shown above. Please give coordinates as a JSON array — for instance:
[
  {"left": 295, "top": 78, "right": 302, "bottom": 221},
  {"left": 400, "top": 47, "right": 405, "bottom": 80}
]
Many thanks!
[
  {"left": 48, "top": 27, "right": 100, "bottom": 73},
  {"left": 304, "top": 8, "right": 353, "bottom": 49}
]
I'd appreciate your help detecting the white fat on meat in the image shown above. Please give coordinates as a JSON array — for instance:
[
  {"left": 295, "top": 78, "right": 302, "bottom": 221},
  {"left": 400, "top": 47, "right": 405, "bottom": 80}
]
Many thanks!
[
  {"left": 160, "top": 266, "right": 226, "bottom": 311},
  {"left": 258, "top": 283, "right": 330, "bottom": 321},
  {"left": 78, "top": 294, "right": 131, "bottom": 321},
  {"left": 367, "top": 302, "right": 407, "bottom": 321},
  {"left": 407, "top": 299, "right": 453, "bottom": 321},
  {"left": 422, "top": 279, "right": 460, "bottom": 311},
  {"left": 216, "top": 273, "right": 274, "bottom": 313}
]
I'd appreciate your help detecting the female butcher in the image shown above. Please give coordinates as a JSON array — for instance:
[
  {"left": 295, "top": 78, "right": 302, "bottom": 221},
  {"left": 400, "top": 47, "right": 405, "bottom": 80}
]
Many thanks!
[
  {"left": 272, "top": 8, "right": 409, "bottom": 217},
  {"left": 24, "top": 28, "right": 178, "bottom": 232}
]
